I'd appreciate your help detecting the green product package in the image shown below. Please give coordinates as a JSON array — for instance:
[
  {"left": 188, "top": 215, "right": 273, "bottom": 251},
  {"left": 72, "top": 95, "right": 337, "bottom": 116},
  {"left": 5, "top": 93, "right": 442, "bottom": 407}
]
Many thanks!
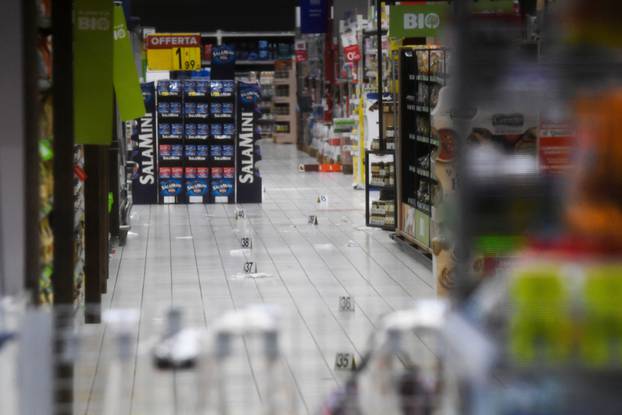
[
  {"left": 74, "top": 0, "right": 113, "bottom": 145},
  {"left": 113, "top": 4, "right": 145, "bottom": 121}
]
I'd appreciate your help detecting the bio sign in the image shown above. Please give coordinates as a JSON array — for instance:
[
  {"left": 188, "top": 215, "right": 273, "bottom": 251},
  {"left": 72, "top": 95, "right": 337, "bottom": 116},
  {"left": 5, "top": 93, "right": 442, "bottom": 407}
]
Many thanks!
[
  {"left": 389, "top": 4, "right": 448, "bottom": 39},
  {"left": 146, "top": 34, "right": 202, "bottom": 71}
]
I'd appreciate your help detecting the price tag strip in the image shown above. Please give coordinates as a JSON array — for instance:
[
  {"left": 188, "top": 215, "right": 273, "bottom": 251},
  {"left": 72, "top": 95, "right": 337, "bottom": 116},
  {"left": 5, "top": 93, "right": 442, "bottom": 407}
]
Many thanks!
[
  {"left": 308, "top": 215, "right": 318, "bottom": 225},
  {"left": 243, "top": 262, "right": 257, "bottom": 274},
  {"left": 241, "top": 237, "right": 252, "bottom": 249}
]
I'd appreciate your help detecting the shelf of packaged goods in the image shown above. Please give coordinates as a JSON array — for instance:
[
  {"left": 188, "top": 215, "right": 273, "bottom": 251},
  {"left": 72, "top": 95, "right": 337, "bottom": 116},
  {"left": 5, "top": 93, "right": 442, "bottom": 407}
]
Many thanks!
[
  {"left": 368, "top": 183, "right": 395, "bottom": 191},
  {"left": 406, "top": 103, "right": 431, "bottom": 113},
  {"left": 367, "top": 150, "right": 395, "bottom": 156},
  {"left": 414, "top": 74, "right": 447, "bottom": 84},
  {"left": 273, "top": 96, "right": 294, "bottom": 104},
  {"left": 235, "top": 60, "right": 277, "bottom": 66},
  {"left": 407, "top": 197, "right": 432, "bottom": 216},
  {"left": 408, "top": 133, "right": 439, "bottom": 146},
  {"left": 201, "top": 31, "right": 296, "bottom": 38}
]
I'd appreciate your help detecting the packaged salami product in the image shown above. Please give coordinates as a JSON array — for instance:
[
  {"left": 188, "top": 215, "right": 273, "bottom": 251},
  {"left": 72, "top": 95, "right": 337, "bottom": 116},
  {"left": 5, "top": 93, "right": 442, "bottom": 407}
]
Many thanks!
[
  {"left": 223, "top": 123, "right": 235, "bottom": 136},
  {"left": 196, "top": 80, "right": 208, "bottom": 95},
  {"left": 210, "top": 145, "right": 222, "bottom": 158},
  {"left": 197, "top": 167, "right": 209, "bottom": 179},
  {"left": 184, "top": 80, "right": 196, "bottom": 95},
  {"left": 171, "top": 144, "right": 183, "bottom": 158},
  {"left": 197, "top": 123, "right": 209, "bottom": 137},
  {"left": 222, "top": 80, "right": 234, "bottom": 95},
  {"left": 211, "top": 123, "right": 223, "bottom": 137},
  {"left": 185, "top": 145, "right": 197, "bottom": 158},
  {"left": 159, "top": 167, "right": 171, "bottom": 178},
  {"left": 222, "top": 103, "right": 234, "bottom": 114},
  {"left": 210, "top": 81, "right": 224, "bottom": 97},
  {"left": 159, "top": 123, "right": 171, "bottom": 137},
  {"left": 170, "top": 102, "right": 181, "bottom": 115},
  {"left": 184, "top": 102, "right": 196, "bottom": 117},
  {"left": 222, "top": 145, "right": 234, "bottom": 157},
  {"left": 197, "top": 145, "right": 209, "bottom": 157},
  {"left": 171, "top": 123, "right": 184, "bottom": 137},
  {"left": 185, "top": 167, "right": 197, "bottom": 178},
  {"left": 211, "top": 167, "right": 223, "bottom": 179},
  {"left": 185, "top": 123, "right": 197, "bottom": 137},
  {"left": 159, "top": 144, "right": 171, "bottom": 157},
  {"left": 211, "top": 103, "right": 222, "bottom": 115},
  {"left": 158, "top": 102, "right": 170, "bottom": 115},
  {"left": 196, "top": 103, "right": 209, "bottom": 116},
  {"left": 171, "top": 167, "right": 184, "bottom": 178},
  {"left": 157, "top": 80, "right": 170, "bottom": 95},
  {"left": 223, "top": 167, "right": 235, "bottom": 178},
  {"left": 169, "top": 80, "right": 181, "bottom": 95}
]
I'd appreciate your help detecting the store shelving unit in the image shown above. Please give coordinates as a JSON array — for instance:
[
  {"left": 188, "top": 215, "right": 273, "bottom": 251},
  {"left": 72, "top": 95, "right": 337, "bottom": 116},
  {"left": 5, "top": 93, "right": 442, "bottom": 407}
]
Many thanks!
[
  {"left": 272, "top": 58, "right": 297, "bottom": 144},
  {"left": 396, "top": 47, "right": 447, "bottom": 252},
  {"left": 257, "top": 71, "right": 275, "bottom": 140}
]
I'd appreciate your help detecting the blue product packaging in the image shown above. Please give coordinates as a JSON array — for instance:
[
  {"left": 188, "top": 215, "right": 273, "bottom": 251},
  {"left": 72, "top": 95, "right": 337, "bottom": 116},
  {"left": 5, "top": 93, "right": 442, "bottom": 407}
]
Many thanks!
[
  {"left": 185, "top": 123, "right": 197, "bottom": 137},
  {"left": 258, "top": 50, "right": 269, "bottom": 60},
  {"left": 222, "top": 145, "right": 234, "bottom": 157},
  {"left": 197, "top": 145, "right": 209, "bottom": 157},
  {"left": 186, "top": 179, "right": 208, "bottom": 197},
  {"left": 169, "top": 102, "right": 181, "bottom": 115},
  {"left": 184, "top": 80, "right": 196, "bottom": 95},
  {"left": 185, "top": 145, "right": 197, "bottom": 158},
  {"left": 171, "top": 144, "right": 183, "bottom": 157},
  {"left": 223, "top": 81, "right": 234, "bottom": 95},
  {"left": 211, "top": 123, "right": 223, "bottom": 136},
  {"left": 159, "top": 123, "right": 171, "bottom": 137},
  {"left": 160, "top": 180, "right": 183, "bottom": 197},
  {"left": 210, "top": 145, "right": 222, "bottom": 158},
  {"left": 169, "top": 80, "right": 181, "bottom": 95},
  {"left": 222, "top": 103, "right": 234, "bottom": 114},
  {"left": 157, "top": 81, "right": 170, "bottom": 95},
  {"left": 211, "top": 103, "right": 222, "bottom": 115},
  {"left": 197, "top": 123, "right": 209, "bottom": 136},
  {"left": 171, "top": 123, "right": 184, "bottom": 136},
  {"left": 196, "top": 80, "right": 208, "bottom": 95},
  {"left": 258, "top": 40, "right": 269, "bottom": 50},
  {"left": 196, "top": 103, "right": 209, "bottom": 115},
  {"left": 223, "top": 123, "right": 235, "bottom": 136},
  {"left": 184, "top": 102, "right": 196, "bottom": 116},
  {"left": 211, "top": 178, "right": 234, "bottom": 198},
  {"left": 158, "top": 102, "right": 170, "bottom": 115},
  {"left": 210, "top": 81, "right": 223, "bottom": 96}
]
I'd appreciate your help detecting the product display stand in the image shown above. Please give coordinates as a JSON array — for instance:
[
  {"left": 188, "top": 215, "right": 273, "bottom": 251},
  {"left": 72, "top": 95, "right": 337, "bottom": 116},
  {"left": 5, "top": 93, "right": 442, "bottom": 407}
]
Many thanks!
[
  {"left": 272, "top": 58, "right": 297, "bottom": 144},
  {"left": 396, "top": 47, "right": 448, "bottom": 252},
  {"left": 257, "top": 71, "right": 275, "bottom": 140}
]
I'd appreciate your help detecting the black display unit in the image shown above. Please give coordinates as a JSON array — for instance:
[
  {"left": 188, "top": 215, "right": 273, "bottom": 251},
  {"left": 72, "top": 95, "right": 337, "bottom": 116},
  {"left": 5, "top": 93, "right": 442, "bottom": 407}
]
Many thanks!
[{"left": 397, "top": 47, "right": 447, "bottom": 249}]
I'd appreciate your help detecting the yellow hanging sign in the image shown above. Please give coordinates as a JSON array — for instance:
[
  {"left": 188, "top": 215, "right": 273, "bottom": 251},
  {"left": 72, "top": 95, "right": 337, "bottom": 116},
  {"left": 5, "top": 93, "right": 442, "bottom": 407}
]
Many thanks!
[{"left": 145, "top": 33, "right": 202, "bottom": 71}]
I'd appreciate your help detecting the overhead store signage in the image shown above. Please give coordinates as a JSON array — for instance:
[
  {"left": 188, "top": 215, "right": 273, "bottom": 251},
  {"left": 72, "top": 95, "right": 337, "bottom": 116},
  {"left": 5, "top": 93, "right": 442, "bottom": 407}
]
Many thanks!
[
  {"left": 389, "top": 4, "right": 448, "bottom": 39},
  {"left": 300, "top": 0, "right": 328, "bottom": 34},
  {"left": 74, "top": 0, "right": 113, "bottom": 145},
  {"left": 145, "top": 33, "right": 202, "bottom": 71},
  {"left": 113, "top": 4, "right": 145, "bottom": 122}
]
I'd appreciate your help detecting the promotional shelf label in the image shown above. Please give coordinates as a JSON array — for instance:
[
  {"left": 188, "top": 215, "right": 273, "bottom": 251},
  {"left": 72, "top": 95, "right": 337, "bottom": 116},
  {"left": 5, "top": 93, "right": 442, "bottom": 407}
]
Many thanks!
[
  {"left": 113, "top": 4, "right": 144, "bottom": 121},
  {"left": 74, "top": 0, "right": 113, "bottom": 144},
  {"left": 146, "top": 33, "right": 202, "bottom": 71}
]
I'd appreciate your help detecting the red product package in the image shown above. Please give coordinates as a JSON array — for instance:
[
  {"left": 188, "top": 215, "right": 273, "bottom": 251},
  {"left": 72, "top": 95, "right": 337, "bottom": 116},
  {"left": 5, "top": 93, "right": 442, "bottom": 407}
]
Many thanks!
[
  {"left": 171, "top": 167, "right": 184, "bottom": 178},
  {"left": 197, "top": 167, "right": 209, "bottom": 179},
  {"left": 159, "top": 167, "right": 171, "bottom": 178},
  {"left": 223, "top": 167, "right": 235, "bottom": 178},
  {"left": 185, "top": 167, "right": 197, "bottom": 178},
  {"left": 211, "top": 167, "right": 223, "bottom": 179},
  {"left": 159, "top": 144, "right": 172, "bottom": 156}
]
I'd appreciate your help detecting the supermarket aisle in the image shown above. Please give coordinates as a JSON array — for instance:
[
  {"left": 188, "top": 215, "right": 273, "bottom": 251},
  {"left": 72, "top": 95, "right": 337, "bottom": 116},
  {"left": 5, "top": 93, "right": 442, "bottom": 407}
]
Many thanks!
[{"left": 87, "top": 142, "right": 435, "bottom": 414}]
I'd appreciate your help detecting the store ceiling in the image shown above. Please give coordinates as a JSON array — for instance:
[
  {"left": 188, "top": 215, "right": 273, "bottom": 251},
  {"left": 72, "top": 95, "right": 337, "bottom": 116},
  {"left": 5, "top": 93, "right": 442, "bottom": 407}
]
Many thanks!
[{"left": 130, "top": 0, "right": 298, "bottom": 32}]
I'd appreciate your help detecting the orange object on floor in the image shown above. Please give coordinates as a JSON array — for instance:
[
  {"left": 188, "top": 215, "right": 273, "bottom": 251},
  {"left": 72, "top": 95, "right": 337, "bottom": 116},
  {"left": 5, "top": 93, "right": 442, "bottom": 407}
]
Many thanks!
[{"left": 319, "top": 164, "right": 342, "bottom": 172}]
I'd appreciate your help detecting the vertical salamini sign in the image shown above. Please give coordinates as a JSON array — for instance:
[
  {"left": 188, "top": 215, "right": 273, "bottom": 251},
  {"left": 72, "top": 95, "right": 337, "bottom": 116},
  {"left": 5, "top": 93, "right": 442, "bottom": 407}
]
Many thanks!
[
  {"left": 131, "top": 83, "right": 158, "bottom": 204},
  {"left": 236, "top": 83, "right": 262, "bottom": 203}
]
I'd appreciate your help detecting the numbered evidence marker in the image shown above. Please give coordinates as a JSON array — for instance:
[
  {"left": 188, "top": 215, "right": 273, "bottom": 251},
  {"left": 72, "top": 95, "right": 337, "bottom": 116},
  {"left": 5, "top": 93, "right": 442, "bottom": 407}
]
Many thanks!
[
  {"left": 317, "top": 194, "right": 329, "bottom": 209},
  {"left": 338, "top": 296, "right": 355, "bottom": 312},
  {"left": 334, "top": 352, "right": 357, "bottom": 371},
  {"left": 240, "top": 237, "right": 252, "bottom": 249},
  {"left": 234, "top": 208, "right": 246, "bottom": 220},
  {"left": 243, "top": 262, "right": 257, "bottom": 274},
  {"left": 308, "top": 215, "right": 318, "bottom": 225}
]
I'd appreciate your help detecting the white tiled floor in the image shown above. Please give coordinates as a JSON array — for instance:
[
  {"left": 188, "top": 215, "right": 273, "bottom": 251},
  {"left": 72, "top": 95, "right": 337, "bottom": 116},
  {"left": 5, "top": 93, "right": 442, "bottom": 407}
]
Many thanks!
[{"left": 81, "top": 142, "right": 434, "bottom": 414}]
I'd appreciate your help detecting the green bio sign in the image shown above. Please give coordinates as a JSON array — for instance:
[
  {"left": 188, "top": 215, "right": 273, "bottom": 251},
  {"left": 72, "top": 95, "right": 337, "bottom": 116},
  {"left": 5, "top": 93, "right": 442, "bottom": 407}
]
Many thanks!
[
  {"left": 389, "top": 4, "right": 448, "bottom": 39},
  {"left": 74, "top": 0, "right": 113, "bottom": 145},
  {"left": 113, "top": 4, "right": 145, "bottom": 121}
]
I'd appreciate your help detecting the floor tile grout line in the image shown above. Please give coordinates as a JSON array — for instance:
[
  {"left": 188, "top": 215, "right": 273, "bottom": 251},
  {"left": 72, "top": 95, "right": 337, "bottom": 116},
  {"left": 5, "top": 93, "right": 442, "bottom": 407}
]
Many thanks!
[
  {"left": 203, "top": 203, "right": 263, "bottom": 406},
  {"left": 84, "top": 240, "right": 126, "bottom": 415},
  {"left": 223, "top": 207, "right": 311, "bottom": 415},
  {"left": 185, "top": 205, "right": 209, "bottom": 327},
  {"left": 129, "top": 204, "right": 152, "bottom": 415}
]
